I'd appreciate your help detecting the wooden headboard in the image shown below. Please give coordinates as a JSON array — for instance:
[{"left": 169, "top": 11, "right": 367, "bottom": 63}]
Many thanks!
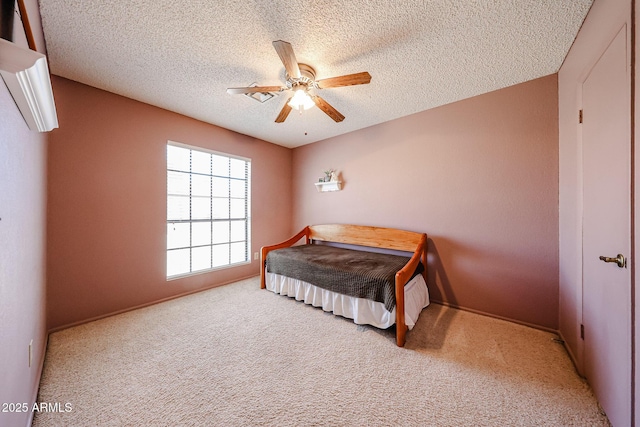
[{"left": 308, "top": 224, "right": 424, "bottom": 252}]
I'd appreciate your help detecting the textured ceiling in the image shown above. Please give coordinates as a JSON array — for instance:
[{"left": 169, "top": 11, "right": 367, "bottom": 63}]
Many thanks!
[{"left": 38, "top": 0, "right": 593, "bottom": 148}]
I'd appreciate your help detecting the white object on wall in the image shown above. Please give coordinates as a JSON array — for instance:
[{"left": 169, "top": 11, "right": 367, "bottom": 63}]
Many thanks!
[
  {"left": 314, "top": 181, "right": 342, "bottom": 192},
  {"left": 0, "top": 38, "right": 58, "bottom": 132}
]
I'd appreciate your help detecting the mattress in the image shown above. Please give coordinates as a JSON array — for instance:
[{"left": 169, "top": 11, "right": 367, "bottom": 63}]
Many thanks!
[{"left": 265, "top": 271, "right": 430, "bottom": 330}]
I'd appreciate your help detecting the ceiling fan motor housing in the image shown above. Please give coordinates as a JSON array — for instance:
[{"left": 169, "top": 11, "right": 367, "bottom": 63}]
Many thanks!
[{"left": 286, "top": 63, "right": 316, "bottom": 91}]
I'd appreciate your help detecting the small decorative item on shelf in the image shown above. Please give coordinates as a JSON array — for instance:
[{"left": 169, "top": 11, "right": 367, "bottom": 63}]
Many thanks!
[{"left": 315, "top": 168, "right": 342, "bottom": 192}]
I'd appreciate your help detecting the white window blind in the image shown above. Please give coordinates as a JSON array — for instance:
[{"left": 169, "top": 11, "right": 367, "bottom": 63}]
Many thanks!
[{"left": 166, "top": 142, "right": 251, "bottom": 278}]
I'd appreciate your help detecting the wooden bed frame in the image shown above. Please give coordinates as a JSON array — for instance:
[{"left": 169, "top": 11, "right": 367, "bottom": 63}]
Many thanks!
[{"left": 260, "top": 224, "right": 428, "bottom": 347}]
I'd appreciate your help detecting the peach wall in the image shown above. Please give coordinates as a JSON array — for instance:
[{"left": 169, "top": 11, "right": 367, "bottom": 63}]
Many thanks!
[
  {"left": 0, "top": 77, "right": 48, "bottom": 427},
  {"left": 558, "top": 0, "right": 630, "bottom": 375},
  {"left": 292, "top": 75, "right": 559, "bottom": 329},
  {"left": 47, "top": 76, "right": 292, "bottom": 330}
]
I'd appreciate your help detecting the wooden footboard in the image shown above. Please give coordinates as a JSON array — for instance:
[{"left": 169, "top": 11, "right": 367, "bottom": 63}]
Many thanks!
[{"left": 260, "top": 224, "right": 428, "bottom": 347}]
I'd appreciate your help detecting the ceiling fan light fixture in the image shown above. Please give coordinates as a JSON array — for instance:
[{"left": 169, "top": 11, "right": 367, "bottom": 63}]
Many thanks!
[{"left": 288, "top": 89, "right": 315, "bottom": 111}]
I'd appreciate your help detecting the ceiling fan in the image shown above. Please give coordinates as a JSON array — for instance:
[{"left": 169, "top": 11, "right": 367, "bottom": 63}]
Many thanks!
[{"left": 227, "top": 40, "right": 371, "bottom": 123}]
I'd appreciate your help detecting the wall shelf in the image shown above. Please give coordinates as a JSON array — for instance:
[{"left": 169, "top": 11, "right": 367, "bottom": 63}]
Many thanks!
[{"left": 314, "top": 181, "right": 342, "bottom": 192}]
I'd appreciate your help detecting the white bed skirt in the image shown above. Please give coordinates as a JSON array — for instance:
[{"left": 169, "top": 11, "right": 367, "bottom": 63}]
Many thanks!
[{"left": 265, "top": 272, "right": 429, "bottom": 330}]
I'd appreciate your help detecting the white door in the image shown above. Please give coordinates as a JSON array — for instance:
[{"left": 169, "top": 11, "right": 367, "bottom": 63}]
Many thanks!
[{"left": 582, "top": 26, "right": 632, "bottom": 427}]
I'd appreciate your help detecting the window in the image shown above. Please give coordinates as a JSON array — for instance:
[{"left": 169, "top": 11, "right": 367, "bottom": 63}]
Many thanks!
[{"left": 166, "top": 142, "right": 251, "bottom": 278}]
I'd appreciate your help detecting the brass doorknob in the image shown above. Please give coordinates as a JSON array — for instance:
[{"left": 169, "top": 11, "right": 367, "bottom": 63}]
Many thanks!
[{"left": 598, "top": 254, "right": 626, "bottom": 268}]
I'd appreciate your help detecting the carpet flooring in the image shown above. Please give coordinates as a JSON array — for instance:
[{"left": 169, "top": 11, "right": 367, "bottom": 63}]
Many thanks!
[{"left": 33, "top": 276, "right": 610, "bottom": 426}]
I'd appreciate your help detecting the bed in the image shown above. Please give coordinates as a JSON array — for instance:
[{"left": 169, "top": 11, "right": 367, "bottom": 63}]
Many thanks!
[{"left": 260, "top": 224, "right": 429, "bottom": 346}]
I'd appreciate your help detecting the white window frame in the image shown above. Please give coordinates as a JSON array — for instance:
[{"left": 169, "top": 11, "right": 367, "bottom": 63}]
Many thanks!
[{"left": 166, "top": 141, "right": 251, "bottom": 279}]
